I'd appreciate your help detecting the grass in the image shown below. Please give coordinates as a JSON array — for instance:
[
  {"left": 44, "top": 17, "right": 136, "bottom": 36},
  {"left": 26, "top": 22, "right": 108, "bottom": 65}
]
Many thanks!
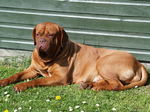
[{"left": 0, "top": 57, "right": 150, "bottom": 112}]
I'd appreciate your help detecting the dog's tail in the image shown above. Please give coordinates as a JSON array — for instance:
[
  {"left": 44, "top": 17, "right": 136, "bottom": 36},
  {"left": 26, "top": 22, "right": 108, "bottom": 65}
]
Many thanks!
[{"left": 121, "top": 65, "right": 148, "bottom": 90}]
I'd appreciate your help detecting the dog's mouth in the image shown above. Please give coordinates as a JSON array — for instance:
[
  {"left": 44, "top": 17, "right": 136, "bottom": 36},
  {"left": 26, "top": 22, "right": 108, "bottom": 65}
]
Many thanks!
[
  {"left": 36, "top": 42, "right": 61, "bottom": 60},
  {"left": 38, "top": 47, "right": 49, "bottom": 58}
]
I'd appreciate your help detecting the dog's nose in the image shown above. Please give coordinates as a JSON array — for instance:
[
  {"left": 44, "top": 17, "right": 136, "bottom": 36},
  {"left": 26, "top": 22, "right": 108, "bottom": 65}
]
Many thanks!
[{"left": 39, "top": 38, "right": 46, "bottom": 43}]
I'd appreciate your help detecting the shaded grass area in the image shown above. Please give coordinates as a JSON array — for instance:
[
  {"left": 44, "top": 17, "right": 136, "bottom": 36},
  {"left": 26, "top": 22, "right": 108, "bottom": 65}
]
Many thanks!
[{"left": 0, "top": 57, "right": 150, "bottom": 112}]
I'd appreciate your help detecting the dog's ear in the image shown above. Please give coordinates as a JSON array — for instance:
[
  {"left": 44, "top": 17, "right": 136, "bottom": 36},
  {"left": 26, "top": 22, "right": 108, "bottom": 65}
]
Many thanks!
[
  {"left": 59, "top": 27, "right": 68, "bottom": 47},
  {"left": 32, "top": 26, "right": 36, "bottom": 45}
]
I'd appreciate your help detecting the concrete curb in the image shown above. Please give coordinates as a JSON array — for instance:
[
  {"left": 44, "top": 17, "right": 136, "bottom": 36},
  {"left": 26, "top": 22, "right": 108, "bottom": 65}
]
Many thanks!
[
  {"left": 0, "top": 49, "right": 150, "bottom": 69},
  {"left": 0, "top": 49, "right": 32, "bottom": 60}
]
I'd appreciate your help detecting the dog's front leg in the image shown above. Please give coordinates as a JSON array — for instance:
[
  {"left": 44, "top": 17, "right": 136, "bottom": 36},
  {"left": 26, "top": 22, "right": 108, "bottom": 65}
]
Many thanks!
[
  {"left": 14, "top": 75, "right": 64, "bottom": 92},
  {"left": 0, "top": 66, "right": 38, "bottom": 86}
]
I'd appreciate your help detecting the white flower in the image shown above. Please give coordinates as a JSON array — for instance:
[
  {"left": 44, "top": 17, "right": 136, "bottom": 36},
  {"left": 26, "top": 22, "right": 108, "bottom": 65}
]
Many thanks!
[
  {"left": 14, "top": 109, "right": 17, "bottom": 112},
  {"left": 69, "top": 108, "right": 73, "bottom": 111},
  {"left": 81, "top": 111, "right": 84, "bottom": 112},
  {"left": 69, "top": 106, "right": 72, "bottom": 109},
  {"left": 29, "top": 107, "right": 32, "bottom": 110},
  {"left": 82, "top": 101, "right": 87, "bottom": 104},
  {"left": 18, "top": 107, "right": 22, "bottom": 110},
  {"left": 69, "top": 106, "right": 73, "bottom": 111},
  {"left": 75, "top": 105, "right": 80, "bottom": 109},
  {"left": 96, "top": 104, "right": 100, "bottom": 107},
  {"left": 4, "top": 91, "right": 8, "bottom": 95},
  {"left": 112, "top": 107, "right": 117, "bottom": 111},
  {"left": 6, "top": 94, "right": 10, "bottom": 97},
  {"left": 135, "top": 86, "right": 138, "bottom": 88},
  {"left": 46, "top": 99, "right": 50, "bottom": 102},
  {"left": 5, "top": 98, "right": 8, "bottom": 102},
  {"left": 48, "top": 110, "right": 52, "bottom": 112}
]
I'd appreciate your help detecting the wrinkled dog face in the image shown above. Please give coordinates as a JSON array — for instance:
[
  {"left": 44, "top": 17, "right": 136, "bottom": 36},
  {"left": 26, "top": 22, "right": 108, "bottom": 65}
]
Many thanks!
[{"left": 32, "top": 22, "right": 68, "bottom": 59}]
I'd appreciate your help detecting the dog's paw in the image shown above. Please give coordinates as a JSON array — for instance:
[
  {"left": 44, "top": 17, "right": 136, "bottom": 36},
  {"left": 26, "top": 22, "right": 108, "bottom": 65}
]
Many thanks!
[
  {"left": 79, "top": 82, "right": 93, "bottom": 89},
  {"left": 13, "top": 84, "right": 27, "bottom": 92},
  {"left": 0, "top": 79, "right": 10, "bottom": 87},
  {"left": 92, "top": 86, "right": 101, "bottom": 91}
]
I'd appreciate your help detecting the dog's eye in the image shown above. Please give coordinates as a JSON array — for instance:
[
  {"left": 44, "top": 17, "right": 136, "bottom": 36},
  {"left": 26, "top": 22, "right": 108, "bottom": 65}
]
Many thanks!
[{"left": 47, "top": 34, "right": 54, "bottom": 38}]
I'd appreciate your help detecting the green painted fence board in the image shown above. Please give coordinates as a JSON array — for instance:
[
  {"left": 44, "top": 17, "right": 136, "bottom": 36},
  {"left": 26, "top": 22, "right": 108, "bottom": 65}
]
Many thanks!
[
  {"left": 0, "top": 0, "right": 150, "bottom": 17},
  {"left": 0, "top": 27, "right": 31, "bottom": 40},
  {"left": 1, "top": 26, "right": 150, "bottom": 51},
  {"left": 1, "top": 9, "right": 150, "bottom": 34},
  {"left": 1, "top": 0, "right": 150, "bottom": 17}
]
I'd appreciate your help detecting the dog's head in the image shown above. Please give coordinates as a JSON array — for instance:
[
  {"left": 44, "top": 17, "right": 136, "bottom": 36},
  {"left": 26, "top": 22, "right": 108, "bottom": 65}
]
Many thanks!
[{"left": 32, "top": 22, "right": 68, "bottom": 59}]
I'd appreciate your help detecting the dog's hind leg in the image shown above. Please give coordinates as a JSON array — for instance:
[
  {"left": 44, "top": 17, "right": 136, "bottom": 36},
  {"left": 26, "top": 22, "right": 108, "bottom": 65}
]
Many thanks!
[
  {"left": 92, "top": 79, "right": 124, "bottom": 91},
  {"left": 80, "top": 79, "right": 123, "bottom": 91}
]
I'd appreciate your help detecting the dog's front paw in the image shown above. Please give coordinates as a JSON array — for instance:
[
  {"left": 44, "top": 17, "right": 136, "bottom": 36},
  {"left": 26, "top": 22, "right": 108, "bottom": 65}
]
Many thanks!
[
  {"left": 13, "top": 83, "right": 28, "bottom": 92},
  {"left": 0, "top": 79, "right": 10, "bottom": 87}
]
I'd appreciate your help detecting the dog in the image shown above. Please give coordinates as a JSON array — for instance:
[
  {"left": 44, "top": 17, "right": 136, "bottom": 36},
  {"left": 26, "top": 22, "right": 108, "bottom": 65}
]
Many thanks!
[{"left": 0, "top": 22, "right": 148, "bottom": 92}]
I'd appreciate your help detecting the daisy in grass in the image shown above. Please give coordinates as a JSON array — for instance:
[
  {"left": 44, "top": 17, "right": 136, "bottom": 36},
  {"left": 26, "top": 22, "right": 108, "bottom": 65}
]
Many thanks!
[
  {"left": 96, "top": 104, "right": 100, "bottom": 107},
  {"left": 75, "top": 105, "right": 80, "bottom": 109},
  {"left": 69, "top": 106, "right": 73, "bottom": 111},
  {"left": 82, "top": 101, "right": 87, "bottom": 104},
  {"left": 48, "top": 110, "right": 52, "bottom": 112},
  {"left": 112, "top": 107, "right": 117, "bottom": 111}
]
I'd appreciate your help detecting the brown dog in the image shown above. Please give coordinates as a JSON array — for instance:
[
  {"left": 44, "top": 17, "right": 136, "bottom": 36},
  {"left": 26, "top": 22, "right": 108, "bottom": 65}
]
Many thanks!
[{"left": 0, "top": 22, "right": 148, "bottom": 92}]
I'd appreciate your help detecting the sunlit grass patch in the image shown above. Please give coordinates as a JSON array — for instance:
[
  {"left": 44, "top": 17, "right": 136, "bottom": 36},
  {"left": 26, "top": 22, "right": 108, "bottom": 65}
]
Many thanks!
[{"left": 0, "top": 57, "right": 150, "bottom": 112}]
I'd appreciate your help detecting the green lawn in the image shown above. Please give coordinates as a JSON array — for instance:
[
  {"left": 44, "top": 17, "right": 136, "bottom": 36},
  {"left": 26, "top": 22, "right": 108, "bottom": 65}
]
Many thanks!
[{"left": 0, "top": 57, "right": 150, "bottom": 112}]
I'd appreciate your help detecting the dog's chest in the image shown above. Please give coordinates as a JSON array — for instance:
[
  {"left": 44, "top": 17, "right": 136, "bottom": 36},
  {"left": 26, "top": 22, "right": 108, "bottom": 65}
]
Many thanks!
[
  {"left": 39, "top": 69, "right": 52, "bottom": 77},
  {"left": 36, "top": 65, "right": 52, "bottom": 77},
  {"left": 35, "top": 60, "right": 56, "bottom": 77}
]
